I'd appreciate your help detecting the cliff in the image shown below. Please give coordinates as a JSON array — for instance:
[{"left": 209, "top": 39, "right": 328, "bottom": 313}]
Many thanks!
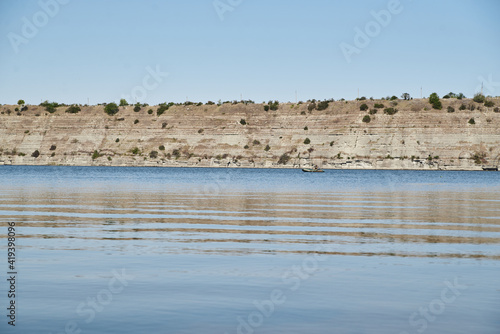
[{"left": 1, "top": 98, "right": 499, "bottom": 170}]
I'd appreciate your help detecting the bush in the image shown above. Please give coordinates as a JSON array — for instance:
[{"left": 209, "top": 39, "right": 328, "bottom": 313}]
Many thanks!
[
  {"left": 447, "top": 106, "right": 455, "bottom": 113},
  {"left": 304, "top": 126, "right": 308, "bottom": 130},
  {"left": 198, "top": 128, "right": 204, "bottom": 134},
  {"left": 65, "top": 105, "right": 81, "bottom": 114},
  {"left": 40, "top": 100, "right": 60, "bottom": 113},
  {"left": 159, "top": 145, "right": 165, "bottom": 151},
  {"left": 149, "top": 151, "right": 158, "bottom": 159},
  {"left": 362, "top": 115, "right": 371, "bottom": 123},
  {"left": 264, "top": 145, "right": 270, "bottom": 151},
  {"left": 119, "top": 99, "right": 128, "bottom": 106},
  {"left": 240, "top": 119, "right": 246, "bottom": 125},
  {"left": 468, "top": 118, "right": 475, "bottom": 125},
  {"left": 429, "top": 93, "right": 440, "bottom": 104},
  {"left": 484, "top": 100, "right": 495, "bottom": 107},
  {"left": 472, "top": 152, "right": 486, "bottom": 165},
  {"left": 401, "top": 93, "right": 410, "bottom": 100},
  {"left": 147, "top": 109, "right": 153, "bottom": 115},
  {"left": 264, "top": 105, "right": 270, "bottom": 111},
  {"left": 277, "top": 153, "right": 291, "bottom": 165},
  {"left": 360, "top": 103, "right": 368, "bottom": 111},
  {"left": 115, "top": 138, "right": 120, "bottom": 143},
  {"left": 384, "top": 108, "right": 398, "bottom": 115},
  {"left": 374, "top": 103, "right": 384, "bottom": 108},
  {"left": 104, "top": 103, "right": 119, "bottom": 116},
  {"left": 494, "top": 107, "right": 500, "bottom": 113},
  {"left": 157, "top": 104, "right": 169, "bottom": 116},
  {"left": 253, "top": 140, "right": 261, "bottom": 145},
  {"left": 244, "top": 145, "right": 249, "bottom": 149},
  {"left": 134, "top": 104, "right": 141, "bottom": 112},
  {"left": 459, "top": 104, "right": 466, "bottom": 111},
  {"left": 307, "top": 103, "right": 316, "bottom": 112},
  {"left": 134, "top": 119, "right": 139, "bottom": 124},
  {"left": 269, "top": 101, "right": 279, "bottom": 111},
  {"left": 31, "top": 150, "right": 40, "bottom": 158},
  {"left": 473, "top": 93, "right": 485, "bottom": 103},
  {"left": 304, "top": 138, "right": 311, "bottom": 144},
  {"left": 369, "top": 109, "right": 377, "bottom": 115},
  {"left": 468, "top": 104, "right": 476, "bottom": 111},
  {"left": 390, "top": 96, "right": 398, "bottom": 101},
  {"left": 50, "top": 145, "right": 56, "bottom": 150},
  {"left": 17, "top": 99, "right": 25, "bottom": 105},
  {"left": 91, "top": 150, "right": 100, "bottom": 160},
  {"left": 316, "top": 101, "right": 329, "bottom": 111},
  {"left": 432, "top": 100, "right": 442, "bottom": 110},
  {"left": 131, "top": 147, "right": 141, "bottom": 155}
]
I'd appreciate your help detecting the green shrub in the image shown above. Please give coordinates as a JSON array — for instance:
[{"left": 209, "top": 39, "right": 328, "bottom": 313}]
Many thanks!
[
  {"left": 198, "top": 128, "right": 204, "bottom": 133},
  {"left": 115, "top": 138, "right": 120, "bottom": 143},
  {"left": 134, "top": 104, "right": 141, "bottom": 112},
  {"left": 362, "top": 115, "right": 371, "bottom": 123},
  {"left": 244, "top": 145, "right": 249, "bottom": 149},
  {"left": 134, "top": 119, "right": 139, "bottom": 124},
  {"left": 457, "top": 93, "right": 465, "bottom": 99},
  {"left": 401, "top": 93, "right": 410, "bottom": 100},
  {"left": 494, "top": 107, "right": 500, "bottom": 113},
  {"left": 432, "top": 100, "right": 442, "bottom": 110},
  {"left": 119, "top": 99, "right": 128, "bottom": 106},
  {"left": 131, "top": 147, "right": 141, "bottom": 155},
  {"left": 147, "top": 109, "right": 153, "bottom": 115},
  {"left": 91, "top": 150, "right": 100, "bottom": 160},
  {"left": 159, "top": 145, "right": 165, "bottom": 151},
  {"left": 269, "top": 101, "right": 279, "bottom": 111},
  {"left": 240, "top": 119, "right": 246, "bottom": 125},
  {"left": 264, "top": 145, "right": 271, "bottom": 151},
  {"left": 447, "top": 106, "right": 455, "bottom": 113},
  {"left": 104, "top": 103, "right": 119, "bottom": 116},
  {"left": 459, "top": 104, "right": 466, "bottom": 111},
  {"left": 369, "top": 109, "right": 377, "bottom": 115},
  {"left": 468, "top": 104, "right": 476, "bottom": 111},
  {"left": 40, "top": 100, "right": 60, "bottom": 113},
  {"left": 264, "top": 105, "right": 270, "bottom": 111},
  {"left": 468, "top": 118, "right": 475, "bottom": 125},
  {"left": 360, "top": 103, "right": 368, "bottom": 111},
  {"left": 157, "top": 104, "right": 169, "bottom": 116},
  {"left": 304, "top": 126, "right": 308, "bottom": 130},
  {"left": 307, "top": 103, "right": 316, "bottom": 112},
  {"left": 149, "top": 150, "right": 158, "bottom": 158},
  {"left": 31, "top": 150, "right": 40, "bottom": 158},
  {"left": 473, "top": 93, "right": 485, "bottom": 103},
  {"left": 472, "top": 152, "right": 486, "bottom": 164},
  {"left": 316, "top": 101, "right": 329, "bottom": 111},
  {"left": 17, "top": 99, "right": 25, "bottom": 105},
  {"left": 304, "top": 138, "right": 311, "bottom": 144},
  {"left": 65, "top": 105, "right": 81, "bottom": 113},
  {"left": 384, "top": 108, "right": 398, "bottom": 115},
  {"left": 50, "top": 145, "right": 56, "bottom": 150},
  {"left": 253, "top": 140, "right": 261, "bottom": 145},
  {"left": 429, "top": 93, "right": 440, "bottom": 105},
  {"left": 390, "top": 96, "right": 398, "bottom": 101},
  {"left": 374, "top": 103, "right": 384, "bottom": 108},
  {"left": 277, "top": 153, "right": 291, "bottom": 165},
  {"left": 484, "top": 100, "right": 495, "bottom": 107}
]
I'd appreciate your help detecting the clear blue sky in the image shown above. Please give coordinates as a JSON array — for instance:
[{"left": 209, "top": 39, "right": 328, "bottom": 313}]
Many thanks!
[{"left": 1, "top": 0, "right": 499, "bottom": 105}]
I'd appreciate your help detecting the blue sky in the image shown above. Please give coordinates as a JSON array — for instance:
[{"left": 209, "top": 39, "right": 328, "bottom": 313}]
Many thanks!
[{"left": 1, "top": 0, "right": 499, "bottom": 105}]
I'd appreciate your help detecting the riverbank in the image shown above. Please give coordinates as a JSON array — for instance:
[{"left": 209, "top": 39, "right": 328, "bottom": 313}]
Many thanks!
[{"left": 1, "top": 98, "right": 499, "bottom": 170}]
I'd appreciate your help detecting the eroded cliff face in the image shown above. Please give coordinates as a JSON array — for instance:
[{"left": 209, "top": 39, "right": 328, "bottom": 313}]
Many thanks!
[{"left": 1, "top": 98, "right": 499, "bottom": 170}]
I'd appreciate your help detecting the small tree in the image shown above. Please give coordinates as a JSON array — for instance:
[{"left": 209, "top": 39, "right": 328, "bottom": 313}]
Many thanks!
[
  {"left": 304, "top": 138, "right": 311, "bottom": 144},
  {"left": 390, "top": 96, "right": 398, "bottom": 101},
  {"left": 119, "top": 99, "right": 128, "bottom": 106},
  {"left": 473, "top": 93, "right": 485, "bottom": 103},
  {"left": 362, "top": 115, "right": 371, "bottom": 123},
  {"left": 429, "top": 93, "right": 442, "bottom": 109},
  {"left": 17, "top": 99, "right": 25, "bottom": 105},
  {"left": 104, "top": 103, "right": 119, "bottom": 116},
  {"left": 401, "top": 93, "right": 410, "bottom": 100},
  {"left": 65, "top": 105, "right": 81, "bottom": 114},
  {"left": 484, "top": 100, "right": 495, "bottom": 107},
  {"left": 360, "top": 103, "right": 368, "bottom": 111}
]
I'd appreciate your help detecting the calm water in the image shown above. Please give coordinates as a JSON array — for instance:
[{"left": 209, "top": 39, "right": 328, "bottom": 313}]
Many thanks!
[{"left": 0, "top": 166, "right": 499, "bottom": 333}]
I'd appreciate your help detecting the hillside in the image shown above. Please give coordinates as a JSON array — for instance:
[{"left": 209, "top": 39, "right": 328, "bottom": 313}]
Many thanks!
[{"left": 1, "top": 98, "right": 499, "bottom": 170}]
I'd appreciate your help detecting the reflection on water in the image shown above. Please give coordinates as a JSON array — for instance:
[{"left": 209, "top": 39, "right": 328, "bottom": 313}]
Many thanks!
[{"left": 0, "top": 166, "right": 499, "bottom": 333}]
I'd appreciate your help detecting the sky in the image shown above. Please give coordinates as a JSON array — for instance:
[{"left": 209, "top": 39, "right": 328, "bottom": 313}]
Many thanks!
[{"left": 0, "top": 0, "right": 499, "bottom": 105}]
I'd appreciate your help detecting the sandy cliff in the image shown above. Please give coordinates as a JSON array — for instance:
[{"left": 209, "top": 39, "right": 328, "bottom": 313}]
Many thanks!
[{"left": 1, "top": 98, "right": 499, "bottom": 170}]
